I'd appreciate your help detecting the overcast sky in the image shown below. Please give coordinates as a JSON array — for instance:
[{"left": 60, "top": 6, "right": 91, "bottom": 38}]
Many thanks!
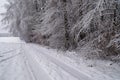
[{"left": 0, "top": 0, "right": 8, "bottom": 33}]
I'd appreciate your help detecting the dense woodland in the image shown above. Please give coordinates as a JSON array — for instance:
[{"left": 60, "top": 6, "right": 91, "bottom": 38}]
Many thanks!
[{"left": 2, "top": 0, "right": 120, "bottom": 59}]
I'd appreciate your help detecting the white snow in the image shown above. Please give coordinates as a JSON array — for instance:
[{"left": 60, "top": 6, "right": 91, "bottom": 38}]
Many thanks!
[
  {"left": 0, "top": 37, "right": 24, "bottom": 43},
  {"left": 0, "top": 43, "right": 34, "bottom": 80},
  {"left": 0, "top": 37, "right": 120, "bottom": 80},
  {"left": 24, "top": 44, "right": 92, "bottom": 80},
  {"left": 23, "top": 43, "right": 120, "bottom": 80}
]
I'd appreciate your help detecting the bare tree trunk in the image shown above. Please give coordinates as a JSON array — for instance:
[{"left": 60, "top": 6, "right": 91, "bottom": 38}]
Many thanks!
[
  {"left": 62, "top": 0, "right": 70, "bottom": 50},
  {"left": 34, "top": 0, "right": 39, "bottom": 12}
]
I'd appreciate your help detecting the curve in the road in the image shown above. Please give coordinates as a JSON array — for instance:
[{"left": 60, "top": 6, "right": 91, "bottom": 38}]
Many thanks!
[{"left": 30, "top": 45, "right": 93, "bottom": 80}]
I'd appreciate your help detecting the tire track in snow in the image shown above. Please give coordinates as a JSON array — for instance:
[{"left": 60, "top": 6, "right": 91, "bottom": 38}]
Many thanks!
[
  {"left": 0, "top": 49, "right": 19, "bottom": 54},
  {"left": 23, "top": 45, "right": 52, "bottom": 80},
  {"left": 0, "top": 52, "right": 21, "bottom": 63},
  {"left": 30, "top": 45, "right": 93, "bottom": 80},
  {"left": 20, "top": 49, "right": 37, "bottom": 80}
]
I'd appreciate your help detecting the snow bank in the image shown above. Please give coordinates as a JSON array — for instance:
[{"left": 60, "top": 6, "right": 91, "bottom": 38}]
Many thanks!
[{"left": 0, "top": 37, "right": 25, "bottom": 43}]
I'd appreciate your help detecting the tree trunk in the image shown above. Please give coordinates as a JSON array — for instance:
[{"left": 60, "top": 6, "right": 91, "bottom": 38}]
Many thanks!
[
  {"left": 34, "top": 0, "right": 39, "bottom": 12},
  {"left": 62, "top": 0, "right": 70, "bottom": 50}
]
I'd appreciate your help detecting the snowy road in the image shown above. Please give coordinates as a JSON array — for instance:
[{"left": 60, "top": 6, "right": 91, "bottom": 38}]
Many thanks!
[
  {"left": 0, "top": 40, "right": 93, "bottom": 80},
  {"left": 0, "top": 43, "right": 34, "bottom": 80}
]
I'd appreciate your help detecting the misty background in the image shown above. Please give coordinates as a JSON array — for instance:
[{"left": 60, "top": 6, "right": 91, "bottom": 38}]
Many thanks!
[{"left": 0, "top": 0, "right": 7, "bottom": 33}]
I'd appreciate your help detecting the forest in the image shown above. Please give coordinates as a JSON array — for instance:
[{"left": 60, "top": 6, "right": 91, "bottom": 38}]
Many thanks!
[{"left": 2, "top": 0, "right": 120, "bottom": 59}]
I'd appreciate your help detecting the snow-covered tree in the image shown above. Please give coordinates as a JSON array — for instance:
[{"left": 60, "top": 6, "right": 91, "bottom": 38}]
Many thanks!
[{"left": 2, "top": 0, "right": 120, "bottom": 58}]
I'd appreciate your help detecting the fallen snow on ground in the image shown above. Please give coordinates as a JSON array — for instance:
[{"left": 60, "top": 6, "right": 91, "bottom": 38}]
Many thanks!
[
  {"left": 0, "top": 37, "right": 24, "bottom": 43},
  {"left": 0, "top": 37, "right": 120, "bottom": 80},
  {"left": 0, "top": 43, "right": 34, "bottom": 80},
  {"left": 24, "top": 44, "right": 87, "bottom": 80},
  {"left": 27, "top": 43, "right": 120, "bottom": 80}
]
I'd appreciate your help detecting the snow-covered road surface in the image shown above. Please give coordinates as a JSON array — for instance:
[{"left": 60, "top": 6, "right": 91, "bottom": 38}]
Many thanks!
[
  {"left": 24, "top": 44, "right": 93, "bottom": 80},
  {"left": 1, "top": 38, "right": 119, "bottom": 80},
  {"left": 0, "top": 43, "right": 34, "bottom": 80},
  {"left": 0, "top": 38, "right": 93, "bottom": 80}
]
